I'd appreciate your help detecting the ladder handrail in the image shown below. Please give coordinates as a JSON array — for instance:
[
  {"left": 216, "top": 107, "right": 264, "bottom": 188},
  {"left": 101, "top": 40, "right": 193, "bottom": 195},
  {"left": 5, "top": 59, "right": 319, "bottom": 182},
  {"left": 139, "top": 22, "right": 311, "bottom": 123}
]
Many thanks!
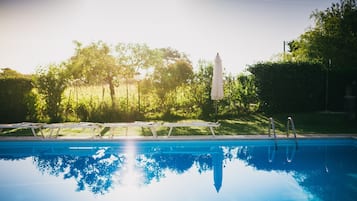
[
  {"left": 286, "top": 143, "right": 297, "bottom": 163},
  {"left": 287, "top": 117, "right": 297, "bottom": 139},
  {"left": 268, "top": 145, "right": 276, "bottom": 163},
  {"left": 268, "top": 117, "right": 278, "bottom": 150},
  {"left": 268, "top": 117, "right": 276, "bottom": 139}
]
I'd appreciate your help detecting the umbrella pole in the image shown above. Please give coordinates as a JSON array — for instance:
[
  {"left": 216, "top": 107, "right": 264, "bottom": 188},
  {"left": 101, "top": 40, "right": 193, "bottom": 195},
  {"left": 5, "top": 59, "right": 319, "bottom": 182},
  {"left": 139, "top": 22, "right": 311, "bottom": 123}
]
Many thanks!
[{"left": 214, "top": 100, "right": 218, "bottom": 122}]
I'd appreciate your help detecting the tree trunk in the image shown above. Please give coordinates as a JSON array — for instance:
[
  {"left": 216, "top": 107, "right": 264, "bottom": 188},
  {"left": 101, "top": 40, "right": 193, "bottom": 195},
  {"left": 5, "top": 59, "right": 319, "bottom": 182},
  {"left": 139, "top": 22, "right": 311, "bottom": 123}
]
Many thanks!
[{"left": 108, "top": 77, "right": 115, "bottom": 107}]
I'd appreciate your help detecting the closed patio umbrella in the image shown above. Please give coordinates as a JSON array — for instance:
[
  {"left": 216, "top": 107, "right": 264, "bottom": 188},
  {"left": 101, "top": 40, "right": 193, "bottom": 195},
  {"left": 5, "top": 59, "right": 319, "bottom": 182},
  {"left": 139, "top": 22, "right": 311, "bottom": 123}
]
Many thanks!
[{"left": 211, "top": 53, "right": 224, "bottom": 122}]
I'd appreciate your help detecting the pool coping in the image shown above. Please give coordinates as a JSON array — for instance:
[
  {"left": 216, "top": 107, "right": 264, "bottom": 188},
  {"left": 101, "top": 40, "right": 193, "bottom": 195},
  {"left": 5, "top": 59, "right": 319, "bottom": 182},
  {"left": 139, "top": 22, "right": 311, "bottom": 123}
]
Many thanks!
[{"left": 0, "top": 134, "right": 356, "bottom": 141}]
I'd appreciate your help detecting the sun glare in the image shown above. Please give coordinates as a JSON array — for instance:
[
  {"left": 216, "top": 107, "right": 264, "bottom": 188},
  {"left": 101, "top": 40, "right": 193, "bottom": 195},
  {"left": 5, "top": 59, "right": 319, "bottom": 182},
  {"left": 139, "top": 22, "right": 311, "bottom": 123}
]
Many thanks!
[{"left": 120, "top": 142, "right": 144, "bottom": 188}]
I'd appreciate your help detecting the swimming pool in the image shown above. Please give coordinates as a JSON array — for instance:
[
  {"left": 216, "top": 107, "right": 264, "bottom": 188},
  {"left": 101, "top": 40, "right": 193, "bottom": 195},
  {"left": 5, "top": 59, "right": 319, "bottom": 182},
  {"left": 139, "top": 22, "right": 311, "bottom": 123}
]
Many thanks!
[{"left": 0, "top": 138, "right": 356, "bottom": 201}]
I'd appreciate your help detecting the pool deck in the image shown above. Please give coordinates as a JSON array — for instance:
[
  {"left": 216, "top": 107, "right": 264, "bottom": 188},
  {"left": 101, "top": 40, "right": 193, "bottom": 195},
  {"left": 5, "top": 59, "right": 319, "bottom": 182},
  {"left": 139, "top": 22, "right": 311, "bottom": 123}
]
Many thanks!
[{"left": 0, "top": 133, "right": 356, "bottom": 141}]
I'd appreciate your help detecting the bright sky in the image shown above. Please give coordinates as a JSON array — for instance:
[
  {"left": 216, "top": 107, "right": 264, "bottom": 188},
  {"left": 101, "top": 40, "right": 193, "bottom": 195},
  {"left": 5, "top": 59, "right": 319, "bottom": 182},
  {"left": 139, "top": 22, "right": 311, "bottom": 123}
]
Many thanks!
[{"left": 0, "top": 0, "right": 336, "bottom": 75}]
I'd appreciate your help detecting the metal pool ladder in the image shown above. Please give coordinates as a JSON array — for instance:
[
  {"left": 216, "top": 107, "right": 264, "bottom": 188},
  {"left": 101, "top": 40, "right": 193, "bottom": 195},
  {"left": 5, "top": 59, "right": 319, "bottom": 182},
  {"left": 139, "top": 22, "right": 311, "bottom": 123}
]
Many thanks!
[
  {"left": 268, "top": 117, "right": 276, "bottom": 139},
  {"left": 268, "top": 117, "right": 278, "bottom": 150},
  {"left": 268, "top": 117, "right": 298, "bottom": 162},
  {"left": 286, "top": 117, "right": 298, "bottom": 158},
  {"left": 286, "top": 117, "right": 297, "bottom": 139}
]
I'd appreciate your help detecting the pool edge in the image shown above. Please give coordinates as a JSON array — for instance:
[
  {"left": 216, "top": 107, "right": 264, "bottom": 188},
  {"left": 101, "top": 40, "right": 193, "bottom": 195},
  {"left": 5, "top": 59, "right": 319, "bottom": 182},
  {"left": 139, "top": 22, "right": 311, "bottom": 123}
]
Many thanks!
[{"left": 0, "top": 134, "right": 356, "bottom": 141}]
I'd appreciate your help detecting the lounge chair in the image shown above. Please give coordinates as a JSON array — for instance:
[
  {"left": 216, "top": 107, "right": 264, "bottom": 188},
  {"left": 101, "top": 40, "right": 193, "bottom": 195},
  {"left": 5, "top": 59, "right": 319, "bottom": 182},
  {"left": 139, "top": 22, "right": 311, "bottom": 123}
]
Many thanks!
[
  {"left": 42, "top": 122, "right": 100, "bottom": 138},
  {"left": 162, "top": 121, "right": 220, "bottom": 136},
  {"left": 102, "top": 121, "right": 160, "bottom": 138},
  {"left": 0, "top": 122, "right": 44, "bottom": 137}
]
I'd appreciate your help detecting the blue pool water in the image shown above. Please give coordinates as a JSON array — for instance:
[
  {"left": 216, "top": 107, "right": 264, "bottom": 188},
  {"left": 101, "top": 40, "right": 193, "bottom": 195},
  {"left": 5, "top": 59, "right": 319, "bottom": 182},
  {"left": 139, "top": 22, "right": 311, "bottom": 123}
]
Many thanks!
[{"left": 0, "top": 138, "right": 356, "bottom": 201}]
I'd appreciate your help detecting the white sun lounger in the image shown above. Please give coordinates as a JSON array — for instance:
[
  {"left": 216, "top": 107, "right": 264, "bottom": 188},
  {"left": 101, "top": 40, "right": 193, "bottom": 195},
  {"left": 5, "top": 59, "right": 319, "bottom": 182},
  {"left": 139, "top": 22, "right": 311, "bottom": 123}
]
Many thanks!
[
  {"left": 42, "top": 122, "right": 101, "bottom": 138},
  {"left": 0, "top": 122, "right": 44, "bottom": 137},
  {"left": 102, "top": 121, "right": 160, "bottom": 138},
  {"left": 162, "top": 122, "right": 220, "bottom": 136}
]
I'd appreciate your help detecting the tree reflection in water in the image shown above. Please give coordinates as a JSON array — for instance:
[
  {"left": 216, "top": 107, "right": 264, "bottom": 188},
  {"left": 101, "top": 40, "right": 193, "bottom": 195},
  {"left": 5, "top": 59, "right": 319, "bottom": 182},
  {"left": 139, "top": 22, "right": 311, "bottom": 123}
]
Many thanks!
[
  {"left": 137, "top": 153, "right": 212, "bottom": 184},
  {"left": 1, "top": 140, "right": 354, "bottom": 200},
  {"left": 31, "top": 145, "right": 217, "bottom": 194},
  {"left": 34, "top": 148, "right": 125, "bottom": 195}
]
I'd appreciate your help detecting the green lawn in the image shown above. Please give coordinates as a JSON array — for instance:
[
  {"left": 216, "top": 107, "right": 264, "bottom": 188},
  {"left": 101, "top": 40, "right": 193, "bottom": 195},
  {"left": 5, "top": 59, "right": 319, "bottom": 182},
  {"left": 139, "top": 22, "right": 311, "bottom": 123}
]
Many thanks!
[
  {"left": 1, "top": 112, "right": 357, "bottom": 137},
  {"left": 217, "top": 112, "right": 357, "bottom": 135},
  {"left": 172, "top": 112, "right": 357, "bottom": 136}
]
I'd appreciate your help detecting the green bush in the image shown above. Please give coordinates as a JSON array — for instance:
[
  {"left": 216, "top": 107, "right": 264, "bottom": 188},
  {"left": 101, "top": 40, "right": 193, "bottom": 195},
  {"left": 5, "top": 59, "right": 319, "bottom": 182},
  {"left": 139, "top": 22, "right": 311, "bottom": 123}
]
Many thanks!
[
  {"left": 325, "top": 68, "right": 357, "bottom": 110},
  {"left": 0, "top": 77, "right": 34, "bottom": 123},
  {"left": 35, "top": 65, "right": 68, "bottom": 122},
  {"left": 249, "top": 62, "right": 325, "bottom": 113}
]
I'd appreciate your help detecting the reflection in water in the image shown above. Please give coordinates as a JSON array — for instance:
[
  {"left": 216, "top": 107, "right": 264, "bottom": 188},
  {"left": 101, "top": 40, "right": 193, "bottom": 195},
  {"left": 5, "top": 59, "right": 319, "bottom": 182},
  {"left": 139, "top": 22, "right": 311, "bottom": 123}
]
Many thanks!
[
  {"left": 0, "top": 140, "right": 356, "bottom": 201},
  {"left": 212, "top": 147, "right": 223, "bottom": 193},
  {"left": 121, "top": 141, "right": 143, "bottom": 187},
  {"left": 34, "top": 148, "right": 124, "bottom": 194}
]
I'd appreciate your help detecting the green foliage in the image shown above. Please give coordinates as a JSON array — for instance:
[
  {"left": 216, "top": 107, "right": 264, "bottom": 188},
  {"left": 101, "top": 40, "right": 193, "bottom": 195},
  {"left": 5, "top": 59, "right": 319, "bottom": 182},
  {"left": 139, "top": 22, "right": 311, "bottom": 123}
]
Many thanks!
[
  {"left": 0, "top": 77, "right": 34, "bottom": 123},
  {"left": 25, "top": 89, "right": 42, "bottom": 122},
  {"left": 224, "top": 73, "right": 259, "bottom": 115},
  {"left": 289, "top": 0, "right": 357, "bottom": 69},
  {"left": 68, "top": 41, "right": 116, "bottom": 84},
  {"left": 325, "top": 68, "right": 357, "bottom": 110},
  {"left": 2, "top": 42, "right": 262, "bottom": 123},
  {"left": 191, "top": 60, "right": 214, "bottom": 119},
  {"left": 67, "top": 41, "right": 119, "bottom": 106},
  {"left": 75, "top": 101, "right": 126, "bottom": 123},
  {"left": 152, "top": 48, "right": 194, "bottom": 114},
  {"left": 35, "top": 64, "right": 69, "bottom": 122},
  {"left": 115, "top": 43, "right": 156, "bottom": 74},
  {"left": 68, "top": 41, "right": 160, "bottom": 109},
  {"left": 0, "top": 68, "right": 26, "bottom": 78},
  {"left": 249, "top": 62, "right": 326, "bottom": 113}
]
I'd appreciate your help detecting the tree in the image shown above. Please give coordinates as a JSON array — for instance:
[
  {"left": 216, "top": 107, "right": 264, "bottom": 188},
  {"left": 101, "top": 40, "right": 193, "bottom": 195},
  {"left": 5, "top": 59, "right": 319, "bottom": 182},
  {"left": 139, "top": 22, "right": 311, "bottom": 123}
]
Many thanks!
[
  {"left": 0, "top": 68, "right": 25, "bottom": 78},
  {"left": 67, "top": 41, "right": 119, "bottom": 106},
  {"left": 151, "top": 48, "right": 193, "bottom": 113},
  {"left": 225, "top": 73, "right": 259, "bottom": 114},
  {"left": 191, "top": 60, "right": 214, "bottom": 118},
  {"left": 36, "top": 64, "right": 68, "bottom": 122},
  {"left": 289, "top": 0, "right": 357, "bottom": 69},
  {"left": 115, "top": 43, "right": 156, "bottom": 113},
  {"left": 115, "top": 43, "right": 156, "bottom": 75},
  {"left": 152, "top": 48, "right": 192, "bottom": 92}
]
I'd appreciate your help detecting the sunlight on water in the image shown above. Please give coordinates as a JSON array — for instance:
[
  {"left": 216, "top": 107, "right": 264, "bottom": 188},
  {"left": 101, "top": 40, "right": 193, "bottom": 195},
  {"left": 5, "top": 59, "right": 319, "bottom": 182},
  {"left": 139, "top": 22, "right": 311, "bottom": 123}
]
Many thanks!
[{"left": 121, "top": 142, "right": 143, "bottom": 186}]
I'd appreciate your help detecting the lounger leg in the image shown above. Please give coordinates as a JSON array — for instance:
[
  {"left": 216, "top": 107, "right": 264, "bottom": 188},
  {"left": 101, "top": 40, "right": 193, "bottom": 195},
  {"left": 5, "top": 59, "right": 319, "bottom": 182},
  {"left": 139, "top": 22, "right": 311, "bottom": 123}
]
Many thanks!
[
  {"left": 209, "top": 127, "right": 216, "bottom": 136},
  {"left": 110, "top": 128, "right": 114, "bottom": 138},
  {"left": 34, "top": 128, "right": 45, "bottom": 138},
  {"left": 38, "top": 128, "right": 45, "bottom": 138},
  {"left": 168, "top": 127, "right": 173, "bottom": 137},
  {"left": 150, "top": 127, "right": 157, "bottom": 138},
  {"left": 49, "top": 129, "right": 54, "bottom": 138},
  {"left": 125, "top": 127, "right": 128, "bottom": 136},
  {"left": 30, "top": 128, "right": 37, "bottom": 137},
  {"left": 92, "top": 128, "right": 98, "bottom": 138},
  {"left": 56, "top": 128, "right": 60, "bottom": 138}
]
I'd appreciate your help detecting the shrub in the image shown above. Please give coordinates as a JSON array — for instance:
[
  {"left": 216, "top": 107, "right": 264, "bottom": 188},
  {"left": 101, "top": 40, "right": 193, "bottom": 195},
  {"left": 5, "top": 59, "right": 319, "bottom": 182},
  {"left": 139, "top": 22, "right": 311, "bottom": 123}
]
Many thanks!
[
  {"left": 249, "top": 62, "right": 325, "bottom": 113},
  {"left": 35, "top": 65, "right": 68, "bottom": 122},
  {"left": 0, "top": 77, "right": 34, "bottom": 123}
]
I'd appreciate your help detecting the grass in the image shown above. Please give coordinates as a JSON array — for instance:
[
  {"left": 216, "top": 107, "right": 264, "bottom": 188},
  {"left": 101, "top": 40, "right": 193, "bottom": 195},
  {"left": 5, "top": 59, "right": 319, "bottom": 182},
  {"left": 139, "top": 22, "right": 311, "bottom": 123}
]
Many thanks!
[
  {"left": 1, "top": 112, "right": 357, "bottom": 137},
  {"left": 270, "top": 112, "right": 357, "bottom": 134}
]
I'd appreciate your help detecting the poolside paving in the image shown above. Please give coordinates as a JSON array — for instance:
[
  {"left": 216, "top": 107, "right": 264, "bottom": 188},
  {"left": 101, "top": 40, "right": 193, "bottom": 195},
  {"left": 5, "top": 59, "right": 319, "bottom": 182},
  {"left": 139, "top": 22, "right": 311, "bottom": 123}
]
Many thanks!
[{"left": 0, "top": 133, "right": 356, "bottom": 141}]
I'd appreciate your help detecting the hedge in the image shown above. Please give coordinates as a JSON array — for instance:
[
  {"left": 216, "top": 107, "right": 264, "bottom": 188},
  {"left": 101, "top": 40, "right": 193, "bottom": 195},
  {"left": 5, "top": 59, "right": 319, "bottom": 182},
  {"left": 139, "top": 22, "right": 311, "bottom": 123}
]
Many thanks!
[
  {"left": 249, "top": 62, "right": 326, "bottom": 113},
  {"left": 0, "top": 77, "right": 34, "bottom": 123},
  {"left": 249, "top": 62, "right": 357, "bottom": 113},
  {"left": 326, "top": 69, "right": 357, "bottom": 111}
]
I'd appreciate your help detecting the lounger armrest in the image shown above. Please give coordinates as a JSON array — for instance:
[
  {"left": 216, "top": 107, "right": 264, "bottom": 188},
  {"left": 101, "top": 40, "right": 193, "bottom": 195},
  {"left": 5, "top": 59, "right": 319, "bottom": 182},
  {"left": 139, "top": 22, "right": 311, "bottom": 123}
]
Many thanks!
[{"left": 162, "top": 122, "right": 220, "bottom": 127}]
